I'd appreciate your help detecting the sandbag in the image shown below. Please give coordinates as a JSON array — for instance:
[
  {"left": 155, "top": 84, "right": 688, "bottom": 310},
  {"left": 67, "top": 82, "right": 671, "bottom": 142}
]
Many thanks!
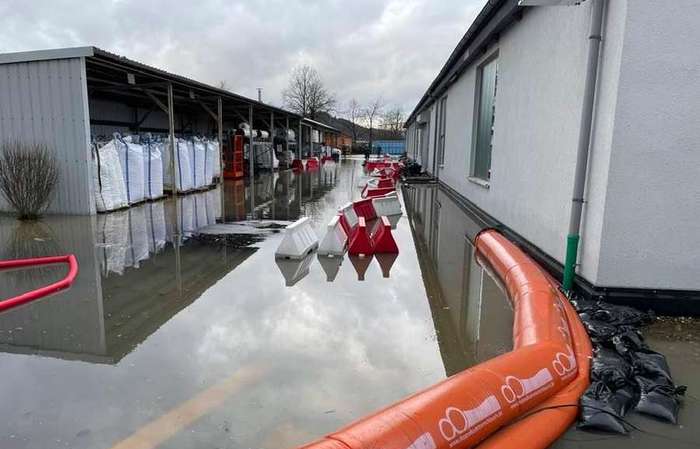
[
  {"left": 115, "top": 135, "right": 146, "bottom": 204},
  {"left": 142, "top": 138, "right": 164, "bottom": 199},
  {"left": 634, "top": 376, "right": 685, "bottom": 423},
  {"left": 591, "top": 348, "right": 633, "bottom": 388},
  {"left": 578, "top": 382, "right": 633, "bottom": 434},
  {"left": 92, "top": 140, "right": 128, "bottom": 212}
]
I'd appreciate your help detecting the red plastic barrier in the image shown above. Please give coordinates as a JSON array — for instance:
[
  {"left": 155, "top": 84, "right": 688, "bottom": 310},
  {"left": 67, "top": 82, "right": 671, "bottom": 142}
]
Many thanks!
[
  {"left": 364, "top": 186, "right": 396, "bottom": 199},
  {"left": 352, "top": 198, "right": 376, "bottom": 220},
  {"left": 291, "top": 159, "right": 304, "bottom": 171},
  {"left": 306, "top": 157, "right": 320, "bottom": 170},
  {"left": 365, "top": 161, "right": 387, "bottom": 172},
  {"left": 295, "top": 230, "right": 591, "bottom": 449},
  {"left": 370, "top": 216, "right": 398, "bottom": 253},
  {"left": 338, "top": 213, "right": 352, "bottom": 237},
  {"left": 376, "top": 178, "right": 394, "bottom": 189},
  {"left": 348, "top": 217, "right": 373, "bottom": 256},
  {"left": 321, "top": 155, "right": 333, "bottom": 163},
  {"left": 0, "top": 254, "right": 79, "bottom": 312}
]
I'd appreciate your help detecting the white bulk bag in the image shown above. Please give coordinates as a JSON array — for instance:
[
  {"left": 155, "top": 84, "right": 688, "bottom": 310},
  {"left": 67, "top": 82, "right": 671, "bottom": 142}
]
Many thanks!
[
  {"left": 126, "top": 205, "right": 149, "bottom": 269},
  {"left": 146, "top": 201, "right": 166, "bottom": 254},
  {"left": 163, "top": 139, "right": 194, "bottom": 192},
  {"left": 210, "top": 140, "right": 221, "bottom": 179},
  {"left": 143, "top": 139, "right": 164, "bottom": 200},
  {"left": 191, "top": 138, "right": 206, "bottom": 189},
  {"left": 92, "top": 140, "right": 128, "bottom": 212},
  {"left": 98, "top": 210, "right": 129, "bottom": 276},
  {"left": 115, "top": 135, "right": 146, "bottom": 204},
  {"left": 203, "top": 139, "right": 215, "bottom": 185}
]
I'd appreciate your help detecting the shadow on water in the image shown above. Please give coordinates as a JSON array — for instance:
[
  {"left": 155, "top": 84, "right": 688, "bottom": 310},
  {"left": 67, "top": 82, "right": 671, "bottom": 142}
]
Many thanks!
[{"left": 0, "top": 159, "right": 513, "bottom": 449}]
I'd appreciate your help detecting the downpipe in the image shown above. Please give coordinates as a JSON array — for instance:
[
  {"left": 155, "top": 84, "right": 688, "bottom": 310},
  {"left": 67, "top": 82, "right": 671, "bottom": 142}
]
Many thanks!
[{"left": 563, "top": 0, "right": 606, "bottom": 292}]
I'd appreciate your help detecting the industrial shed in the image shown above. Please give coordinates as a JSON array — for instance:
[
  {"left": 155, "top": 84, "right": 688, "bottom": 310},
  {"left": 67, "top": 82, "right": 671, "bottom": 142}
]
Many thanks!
[{"left": 0, "top": 46, "right": 335, "bottom": 215}]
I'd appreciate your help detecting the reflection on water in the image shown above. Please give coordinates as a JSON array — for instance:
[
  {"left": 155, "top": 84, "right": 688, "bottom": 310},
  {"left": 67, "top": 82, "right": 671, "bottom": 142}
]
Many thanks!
[
  {"left": 403, "top": 184, "right": 513, "bottom": 376},
  {"left": 0, "top": 161, "right": 512, "bottom": 449}
]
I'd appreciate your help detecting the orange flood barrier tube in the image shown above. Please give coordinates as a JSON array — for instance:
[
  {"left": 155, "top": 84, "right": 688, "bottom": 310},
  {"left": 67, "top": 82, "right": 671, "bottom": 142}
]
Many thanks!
[
  {"left": 296, "top": 230, "right": 591, "bottom": 449},
  {"left": 0, "top": 254, "right": 79, "bottom": 312}
]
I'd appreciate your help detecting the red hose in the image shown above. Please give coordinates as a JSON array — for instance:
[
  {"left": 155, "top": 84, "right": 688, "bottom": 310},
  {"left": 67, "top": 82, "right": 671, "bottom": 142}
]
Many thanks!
[{"left": 0, "top": 254, "right": 78, "bottom": 312}]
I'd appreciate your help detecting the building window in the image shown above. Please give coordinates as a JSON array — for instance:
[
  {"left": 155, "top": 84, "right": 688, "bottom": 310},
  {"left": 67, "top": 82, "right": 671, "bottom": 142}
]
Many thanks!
[
  {"left": 472, "top": 56, "right": 498, "bottom": 180},
  {"left": 437, "top": 96, "right": 447, "bottom": 166}
]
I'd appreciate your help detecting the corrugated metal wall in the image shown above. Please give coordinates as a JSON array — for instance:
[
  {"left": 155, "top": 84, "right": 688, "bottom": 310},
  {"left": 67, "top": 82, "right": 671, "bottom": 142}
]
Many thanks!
[{"left": 0, "top": 57, "right": 94, "bottom": 214}]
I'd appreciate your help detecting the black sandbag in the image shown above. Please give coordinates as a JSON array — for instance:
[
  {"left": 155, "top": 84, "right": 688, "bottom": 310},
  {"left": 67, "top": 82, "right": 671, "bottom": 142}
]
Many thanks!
[
  {"left": 578, "top": 382, "right": 632, "bottom": 434},
  {"left": 613, "top": 329, "right": 648, "bottom": 357},
  {"left": 633, "top": 350, "right": 672, "bottom": 382},
  {"left": 591, "top": 348, "right": 633, "bottom": 388},
  {"left": 580, "top": 316, "right": 620, "bottom": 344},
  {"left": 634, "top": 375, "right": 685, "bottom": 424}
]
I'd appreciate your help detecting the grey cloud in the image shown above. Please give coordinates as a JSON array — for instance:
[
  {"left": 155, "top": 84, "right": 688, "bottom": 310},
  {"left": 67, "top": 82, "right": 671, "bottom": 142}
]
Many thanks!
[{"left": 1, "top": 0, "right": 485, "bottom": 113}]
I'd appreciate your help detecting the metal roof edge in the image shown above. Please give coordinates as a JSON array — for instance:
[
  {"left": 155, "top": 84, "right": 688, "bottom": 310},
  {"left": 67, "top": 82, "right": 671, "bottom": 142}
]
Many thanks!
[{"left": 0, "top": 46, "right": 95, "bottom": 65}]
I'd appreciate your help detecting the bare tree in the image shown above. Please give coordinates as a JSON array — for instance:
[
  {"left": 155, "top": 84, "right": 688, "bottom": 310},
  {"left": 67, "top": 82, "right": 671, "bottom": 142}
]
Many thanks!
[
  {"left": 282, "top": 65, "right": 336, "bottom": 119},
  {"left": 381, "top": 106, "right": 406, "bottom": 138},
  {"left": 0, "top": 141, "right": 59, "bottom": 220},
  {"left": 364, "top": 96, "right": 384, "bottom": 155},
  {"left": 217, "top": 80, "right": 230, "bottom": 90},
  {"left": 345, "top": 98, "right": 363, "bottom": 145}
]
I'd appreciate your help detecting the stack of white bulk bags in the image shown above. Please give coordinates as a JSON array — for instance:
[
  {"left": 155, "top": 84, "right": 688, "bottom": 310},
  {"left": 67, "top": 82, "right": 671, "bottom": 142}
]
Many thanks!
[
  {"left": 142, "top": 137, "right": 164, "bottom": 200},
  {"left": 193, "top": 191, "right": 208, "bottom": 231},
  {"left": 115, "top": 134, "right": 146, "bottom": 204},
  {"left": 205, "top": 186, "right": 221, "bottom": 224},
  {"left": 163, "top": 138, "right": 194, "bottom": 192},
  {"left": 92, "top": 140, "right": 128, "bottom": 212}
]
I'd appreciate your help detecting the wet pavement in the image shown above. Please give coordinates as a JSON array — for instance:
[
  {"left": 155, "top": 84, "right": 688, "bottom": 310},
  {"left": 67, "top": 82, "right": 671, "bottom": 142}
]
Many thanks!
[{"left": 0, "top": 158, "right": 512, "bottom": 449}]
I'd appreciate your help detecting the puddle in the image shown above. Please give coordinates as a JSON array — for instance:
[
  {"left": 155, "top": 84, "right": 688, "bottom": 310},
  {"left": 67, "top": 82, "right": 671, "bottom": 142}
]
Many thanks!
[{"left": 0, "top": 158, "right": 512, "bottom": 449}]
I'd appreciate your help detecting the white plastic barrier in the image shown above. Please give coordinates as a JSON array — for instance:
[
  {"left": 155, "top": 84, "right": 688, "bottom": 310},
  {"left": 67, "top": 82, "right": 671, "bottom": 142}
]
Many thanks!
[
  {"left": 318, "top": 254, "right": 343, "bottom": 282},
  {"left": 339, "top": 202, "right": 359, "bottom": 228},
  {"left": 318, "top": 215, "right": 348, "bottom": 256},
  {"left": 92, "top": 140, "right": 128, "bottom": 212},
  {"left": 275, "top": 217, "right": 318, "bottom": 259},
  {"left": 143, "top": 139, "right": 164, "bottom": 199},
  {"left": 275, "top": 252, "right": 315, "bottom": 286},
  {"left": 115, "top": 135, "right": 146, "bottom": 204},
  {"left": 372, "top": 194, "right": 402, "bottom": 217}
]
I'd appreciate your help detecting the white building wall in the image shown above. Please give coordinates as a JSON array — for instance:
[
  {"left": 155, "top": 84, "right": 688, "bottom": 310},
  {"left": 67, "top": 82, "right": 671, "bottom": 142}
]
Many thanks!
[
  {"left": 594, "top": 0, "right": 700, "bottom": 290},
  {"left": 0, "top": 57, "right": 94, "bottom": 215},
  {"left": 438, "top": 3, "right": 607, "bottom": 282}
]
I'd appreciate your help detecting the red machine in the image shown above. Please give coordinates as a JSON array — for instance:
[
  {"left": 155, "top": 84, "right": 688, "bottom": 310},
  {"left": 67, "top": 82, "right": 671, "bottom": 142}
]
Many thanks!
[{"left": 223, "top": 134, "right": 245, "bottom": 179}]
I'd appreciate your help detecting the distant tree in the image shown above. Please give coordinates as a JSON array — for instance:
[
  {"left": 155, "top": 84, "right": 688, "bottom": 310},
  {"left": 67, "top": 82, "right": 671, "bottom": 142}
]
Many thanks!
[
  {"left": 217, "top": 80, "right": 230, "bottom": 90},
  {"left": 282, "top": 65, "right": 336, "bottom": 119},
  {"left": 381, "top": 106, "right": 406, "bottom": 138},
  {"left": 364, "top": 96, "right": 384, "bottom": 155},
  {"left": 345, "top": 98, "right": 363, "bottom": 145}
]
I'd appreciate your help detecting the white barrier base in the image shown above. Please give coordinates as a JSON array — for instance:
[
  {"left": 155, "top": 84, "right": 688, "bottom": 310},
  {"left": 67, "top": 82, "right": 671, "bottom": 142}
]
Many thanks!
[
  {"left": 318, "top": 254, "right": 343, "bottom": 282},
  {"left": 275, "top": 217, "right": 319, "bottom": 259},
  {"left": 372, "top": 195, "right": 402, "bottom": 217},
  {"left": 318, "top": 215, "right": 348, "bottom": 256},
  {"left": 275, "top": 251, "right": 315, "bottom": 286}
]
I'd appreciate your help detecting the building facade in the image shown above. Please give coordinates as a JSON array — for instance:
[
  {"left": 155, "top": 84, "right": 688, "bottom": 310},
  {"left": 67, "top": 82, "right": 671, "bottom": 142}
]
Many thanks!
[{"left": 405, "top": 0, "right": 700, "bottom": 311}]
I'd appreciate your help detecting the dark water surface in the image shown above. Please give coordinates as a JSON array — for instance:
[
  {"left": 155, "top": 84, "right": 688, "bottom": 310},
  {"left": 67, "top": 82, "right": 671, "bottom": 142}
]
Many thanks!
[{"left": 0, "top": 158, "right": 511, "bottom": 449}]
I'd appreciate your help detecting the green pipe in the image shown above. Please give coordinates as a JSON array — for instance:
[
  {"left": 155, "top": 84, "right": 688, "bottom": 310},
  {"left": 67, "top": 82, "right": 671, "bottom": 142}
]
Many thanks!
[{"left": 562, "top": 234, "right": 580, "bottom": 292}]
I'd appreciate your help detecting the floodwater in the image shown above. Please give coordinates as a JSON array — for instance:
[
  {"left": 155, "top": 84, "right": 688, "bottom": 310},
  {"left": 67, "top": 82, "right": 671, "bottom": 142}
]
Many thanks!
[{"left": 0, "top": 158, "right": 513, "bottom": 449}]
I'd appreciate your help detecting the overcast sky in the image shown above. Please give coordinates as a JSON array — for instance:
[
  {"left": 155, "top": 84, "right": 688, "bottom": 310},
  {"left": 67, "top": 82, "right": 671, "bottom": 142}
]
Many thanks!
[{"left": 1, "top": 0, "right": 484, "bottom": 116}]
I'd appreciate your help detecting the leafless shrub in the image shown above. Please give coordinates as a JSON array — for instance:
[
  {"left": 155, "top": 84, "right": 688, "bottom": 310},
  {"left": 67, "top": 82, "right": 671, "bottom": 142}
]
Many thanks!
[
  {"left": 0, "top": 219, "right": 62, "bottom": 288},
  {"left": 0, "top": 141, "right": 58, "bottom": 220}
]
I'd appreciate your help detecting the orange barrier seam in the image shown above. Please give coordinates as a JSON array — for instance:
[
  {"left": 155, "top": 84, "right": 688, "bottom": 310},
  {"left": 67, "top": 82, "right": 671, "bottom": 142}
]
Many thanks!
[{"left": 294, "top": 229, "right": 592, "bottom": 449}]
